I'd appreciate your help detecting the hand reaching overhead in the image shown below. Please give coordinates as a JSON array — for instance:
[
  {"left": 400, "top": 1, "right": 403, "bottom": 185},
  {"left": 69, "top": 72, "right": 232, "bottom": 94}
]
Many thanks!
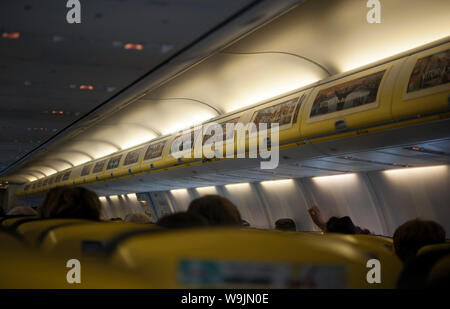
[{"left": 308, "top": 205, "right": 327, "bottom": 232}]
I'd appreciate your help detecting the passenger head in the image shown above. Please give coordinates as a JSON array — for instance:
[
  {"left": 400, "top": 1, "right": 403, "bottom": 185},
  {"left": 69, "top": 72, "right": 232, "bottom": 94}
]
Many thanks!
[
  {"left": 40, "top": 186, "right": 101, "bottom": 220},
  {"left": 275, "top": 218, "right": 297, "bottom": 231},
  {"left": 124, "top": 213, "right": 152, "bottom": 224},
  {"left": 326, "top": 216, "right": 357, "bottom": 234},
  {"left": 7, "top": 206, "right": 38, "bottom": 216},
  {"left": 187, "top": 195, "right": 241, "bottom": 226},
  {"left": 157, "top": 212, "right": 209, "bottom": 229},
  {"left": 393, "top": 219, "right": 446, "bottom": 263}
]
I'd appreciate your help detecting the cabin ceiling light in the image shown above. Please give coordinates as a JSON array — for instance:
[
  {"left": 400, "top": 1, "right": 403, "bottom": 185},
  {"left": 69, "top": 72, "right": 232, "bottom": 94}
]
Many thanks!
[
  {"left": 2, "top": 32, "right": 20, "bottom": 39},
  {"left": 383, "top": 165, "right": 447, "bottom": 175},
  {"left": 80, "top": 85, "right": 94, "bottom": 90},
  {"left": 313, "top": 173, "right": 356, "bottom": 182},
  {"left": 260, "top": 179, "right": 293, "bottom": 186},
  {"left": 124, "top": 43, "right": 143, "bottom": 50}
]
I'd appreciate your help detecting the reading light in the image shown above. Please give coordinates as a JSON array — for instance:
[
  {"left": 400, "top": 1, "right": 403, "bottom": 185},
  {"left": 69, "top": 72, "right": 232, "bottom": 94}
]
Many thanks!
[
  {"left": 80, "top": 85, "right": 94, "bottom": 90},
  {"left": 2, "top": 32, "right": 20, "bottom": 39},
  {"left": 124, "top": 43, "right": 143, "bottom": 50}
]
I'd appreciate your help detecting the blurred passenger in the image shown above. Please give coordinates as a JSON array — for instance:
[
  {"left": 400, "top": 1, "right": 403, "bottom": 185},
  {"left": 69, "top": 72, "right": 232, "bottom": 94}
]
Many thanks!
[
  {"left": 6, "top": 206, "right": 38, "bottom": 216},
  {"left": 124, "top": 213, "right": 152, "bottom": 224},
  {"left": 187, "top": 195, "right": 241, "bottom": 226},
  {"left": 40, "top": 186, "right": 101, "bottom": 220},
  {"left": 308, "top": 205, "right": 371, "bottom": 234},
  {"left": 393, "top": 219, "right": 446, "bottom": 263},
  {"left": 275, "top": 218, "right": 297, "bottom": 231},
  {"left": 157, "top": 212, "right": 209, "bottom": 229}
]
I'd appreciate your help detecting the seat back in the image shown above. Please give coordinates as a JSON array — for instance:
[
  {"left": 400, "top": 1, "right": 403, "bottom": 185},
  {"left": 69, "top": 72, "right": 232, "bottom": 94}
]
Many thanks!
[
  {"left": 16, "top": 218, "right": 92, "bottom": 245},
  {"left": 0, "top": 216, "right": 38, "bottom": 229},
  {"left": 0, "top": 243, "right": 153, "bottom": 288},
  {"left": 41, "top": 221, "right": 159, "bottom": 259},
  {"left": 110, "top": 227, "right": 396, "bottom": 288}
]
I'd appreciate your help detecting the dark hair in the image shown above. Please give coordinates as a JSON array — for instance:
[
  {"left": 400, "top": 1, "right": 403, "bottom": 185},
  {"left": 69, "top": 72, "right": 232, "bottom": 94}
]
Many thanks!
[
  {"left": 393, "top": 219, "right": 446, "bottom": 263},
  {"left": 275, "top": 218, "right": 296, "bottom": 231},
  {"left": 157, "top": 212, "right": 209, "bottom": 229},
  {"left": 326, "top": 216, "right": 357, "bottom": 234},
  {"left": 188, "top": 195, "right": 242, "bottom": 226},
  {"left": 40, "top": 186, "right": 101, "bottom": 220}
]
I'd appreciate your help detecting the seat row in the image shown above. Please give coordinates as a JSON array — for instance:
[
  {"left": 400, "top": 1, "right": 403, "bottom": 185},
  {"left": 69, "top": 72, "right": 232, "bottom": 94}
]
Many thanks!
[{"left": 0, "top": 216, "right": 446, "bottom": 288}]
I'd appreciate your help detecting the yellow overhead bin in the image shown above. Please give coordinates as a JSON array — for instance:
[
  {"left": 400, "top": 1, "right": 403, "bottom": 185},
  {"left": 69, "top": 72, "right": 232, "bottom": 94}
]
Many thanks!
[
  {"left": 392, "top": 42, "right": 450, "bottom": 119},
  {"left": 16, "top": 40, "right": 450, "bottom": 195},
  {"left": 114, "top": 146, "right": 145, "bottom": 176},
  {"left": 301, "top": 59, "right": 405, "bottom": 138},
  {"left": 139, "top": 138, "right": 171, "bottom": 171}
]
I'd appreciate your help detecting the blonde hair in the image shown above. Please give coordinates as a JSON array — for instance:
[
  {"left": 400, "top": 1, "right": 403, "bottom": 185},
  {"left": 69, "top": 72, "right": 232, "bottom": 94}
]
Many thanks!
[{"left": 124, "top": 213, "right": 152, "bottom": 224}]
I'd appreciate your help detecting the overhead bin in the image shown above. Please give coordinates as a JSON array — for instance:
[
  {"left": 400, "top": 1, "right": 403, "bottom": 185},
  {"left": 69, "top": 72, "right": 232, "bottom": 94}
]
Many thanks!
[
  {"left": 16, "top": 40, "right": 450, "bottom": 196},
  {"left": 301, "top": 59, "right": 404, "bottom": 138},
  {"left": 392, "top": 42, "right": 450, "bottom": 119},
  {"left": 141, "top": 138, "right": 172, "bottom": 170},
  {"left": 114, "top": 146, "right": 145, "bottom": 176}
]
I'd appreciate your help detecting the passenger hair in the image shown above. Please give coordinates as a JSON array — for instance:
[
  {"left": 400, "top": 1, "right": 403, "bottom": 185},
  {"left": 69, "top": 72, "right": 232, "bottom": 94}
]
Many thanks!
[
  {"left": 187, "top": 195, "right": 242, "bottom": 226},
  {"left": 326, "top": 216, "right": 357, "bottom": 234},
  {"left": 393, "top": 218, "right": 446, "bottom": 263},
  {"left": 6, "top": 206, "right": 38, "bottom": 216},
  {"left": 157, "top": 212, "right": 209, "bottom": 229},
  {"left": 40, "top": 186, "right": 101, "bottom": 220},
  {"left": 124, "top": 213, "right": 152, "bottom": 224},
  {"left": 275, "top": 218, "right": 296, "bottom": 231}
]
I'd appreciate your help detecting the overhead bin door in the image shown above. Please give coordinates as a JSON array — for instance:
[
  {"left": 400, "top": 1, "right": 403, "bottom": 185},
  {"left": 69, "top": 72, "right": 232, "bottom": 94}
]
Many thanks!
[
  {"left": 141, "top": 139, "right": 170, "bottom": 171},
  {"left": 392, "top": 42, "right": 450, "bottom": 119},
  {"left": 301, "top": 59, "right": 404, "bottom": 138},
  {"left": 246, "top": 92, "right": 307, "bottom": 154}
]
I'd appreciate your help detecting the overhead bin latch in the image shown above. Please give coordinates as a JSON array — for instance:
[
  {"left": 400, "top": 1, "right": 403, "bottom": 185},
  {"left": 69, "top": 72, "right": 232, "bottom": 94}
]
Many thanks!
[{"left": 334, "top": 119, "right": 347, "bottom": 131}]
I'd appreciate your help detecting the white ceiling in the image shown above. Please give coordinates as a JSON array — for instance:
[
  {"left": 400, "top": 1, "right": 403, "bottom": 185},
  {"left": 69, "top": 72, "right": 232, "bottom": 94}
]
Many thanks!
[
  {"left": 2, "top": 0, "right": 450, "bottom": 183},
  {"left": 2, "top": 0, "right": 303, "bottom": 181}
]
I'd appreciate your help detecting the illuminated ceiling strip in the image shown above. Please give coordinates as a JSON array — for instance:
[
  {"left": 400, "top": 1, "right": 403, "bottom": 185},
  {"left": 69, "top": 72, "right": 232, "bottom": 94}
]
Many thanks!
[
  {"left": 260, "top": 178, "right": 293, "bottom": 185},
  {"left": 44, "top": 158, "right": 75, "bottom": 168},
  {"left": 143, "top": 97, "right": 224, "bottom": 115},
  {"left": 75, "top": 139, "right": 122, "bottom": 151},
  {"left": 221, "top": 51, "right": 332, "bottom": 76},
  {"left": 313, "top": 173, "right": 356, "bottom": 181},
  {"left": 383, "top": 165, "right": 447, "bottom": 174},
  {"left": 57, "top": 150, "right": 95, "bottom": 160},
  {"left": 23, "top": 170, "right": 47, "bottom": 178},
  {"left": 97, "top": 123, "right": 162, "bottom": 137},
  {"left": 33, "top": 164, "right": 59, "bottom": 173}
]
